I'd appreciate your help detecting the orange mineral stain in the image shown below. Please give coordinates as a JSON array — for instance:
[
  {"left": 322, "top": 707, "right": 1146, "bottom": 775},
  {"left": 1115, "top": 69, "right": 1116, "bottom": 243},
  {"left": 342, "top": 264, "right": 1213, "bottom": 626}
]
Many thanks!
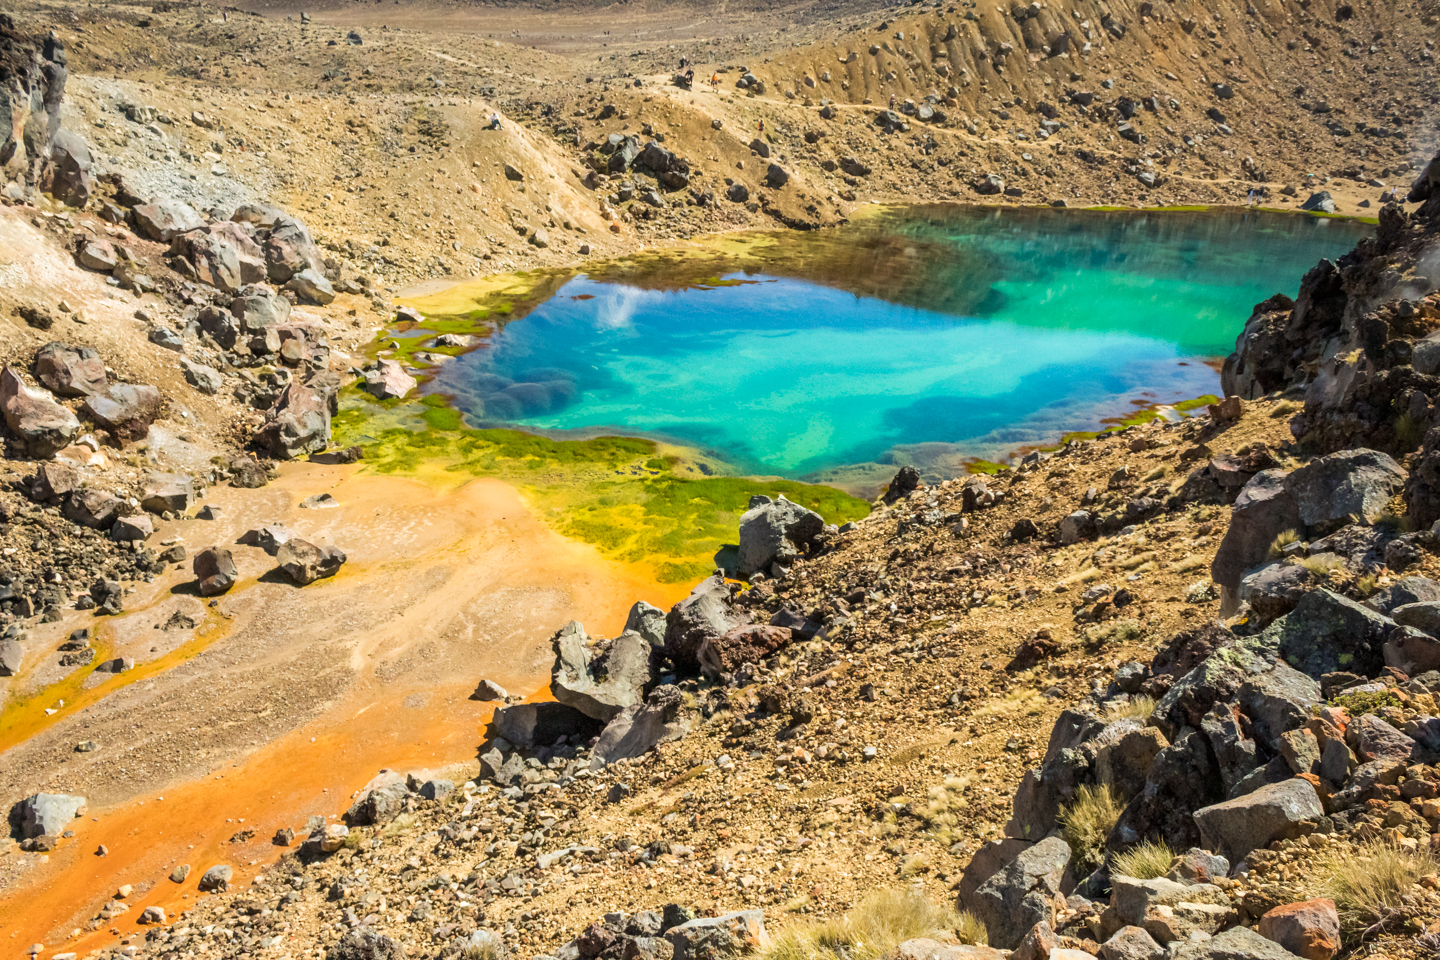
[{"left": 0, "top": 464, "right": 688, "bottom": 955}]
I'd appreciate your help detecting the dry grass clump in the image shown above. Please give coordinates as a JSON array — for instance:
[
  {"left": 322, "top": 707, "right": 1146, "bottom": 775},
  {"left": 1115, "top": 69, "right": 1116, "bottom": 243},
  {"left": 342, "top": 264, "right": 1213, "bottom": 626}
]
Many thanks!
[
  {"left": 763, "top": 888, "right": 984, "bottom": 960},
  {"left": 1267, "top": 528, "right": 1301, "bottom": 560},
  {"left": 1321, "top": 840, "right": 1437, "bottom": 934},
  {"left": 1104, "top": 695, "right": 1156, "bottom": 722},
  {"left": 1059, "top": 784, "right": 1122, "bottom": 871},
  {"left": 1299, "top": 553, "right": 1345, "bottom": 576},
  {"left": 1111, "top": 839, "right": 1175, "bottom": 880},
  {"left": 917, "top": 777, "right": 971, "bottom": 844}
]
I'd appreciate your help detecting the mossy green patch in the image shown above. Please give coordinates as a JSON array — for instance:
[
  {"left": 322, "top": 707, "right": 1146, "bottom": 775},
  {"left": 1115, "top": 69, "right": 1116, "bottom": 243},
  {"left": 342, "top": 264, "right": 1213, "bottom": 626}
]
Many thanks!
[
  {"left": 331, "top": 406, "right": 869, "bottom": 582},
  {"left": 1174, "top": 394, "right": 1221, "bottom": 412},
  {"left": 1329, "top": 689, "right": 1401, "bottom": 715}
]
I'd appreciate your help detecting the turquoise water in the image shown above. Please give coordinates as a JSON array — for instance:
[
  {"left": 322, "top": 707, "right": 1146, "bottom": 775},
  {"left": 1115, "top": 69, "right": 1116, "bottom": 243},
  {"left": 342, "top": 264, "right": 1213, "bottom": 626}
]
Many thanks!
[{"left": 429, "top": 207, "right": 1370, "bottom": 482}]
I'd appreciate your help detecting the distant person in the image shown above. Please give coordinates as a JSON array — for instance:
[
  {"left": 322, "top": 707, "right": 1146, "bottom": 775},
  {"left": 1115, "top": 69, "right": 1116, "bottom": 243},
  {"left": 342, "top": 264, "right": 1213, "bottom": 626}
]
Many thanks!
[
  {"left": 489, "top": 112, "right": 501, "bottom": 130},
  {"left": 711, "top": 73, "right": 719, "bottom": 91}
]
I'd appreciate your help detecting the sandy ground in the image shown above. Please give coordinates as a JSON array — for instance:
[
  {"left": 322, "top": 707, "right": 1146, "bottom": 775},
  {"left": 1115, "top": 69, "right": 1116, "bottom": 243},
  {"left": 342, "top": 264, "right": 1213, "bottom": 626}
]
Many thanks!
[{"left": 0, "top": 462, "right": 691, "bottom": 950}]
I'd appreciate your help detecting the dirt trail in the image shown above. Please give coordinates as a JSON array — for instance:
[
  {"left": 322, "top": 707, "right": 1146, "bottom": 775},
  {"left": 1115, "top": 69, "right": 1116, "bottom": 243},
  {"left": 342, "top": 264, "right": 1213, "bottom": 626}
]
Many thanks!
[{"left": 0, "top": 463, "right": 690, "bottom": 951}]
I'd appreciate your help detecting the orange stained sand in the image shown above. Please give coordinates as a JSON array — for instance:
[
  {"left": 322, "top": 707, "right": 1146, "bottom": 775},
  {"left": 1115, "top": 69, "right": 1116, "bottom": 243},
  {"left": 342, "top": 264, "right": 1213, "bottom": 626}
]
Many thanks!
[{"left": 0, "top": 465, "right": 691, "bottom": 956}]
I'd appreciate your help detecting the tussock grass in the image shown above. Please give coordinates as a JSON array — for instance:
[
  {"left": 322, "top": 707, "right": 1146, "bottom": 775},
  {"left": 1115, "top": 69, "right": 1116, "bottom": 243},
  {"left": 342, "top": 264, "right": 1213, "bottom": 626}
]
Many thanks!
[
  {"left": 1267, "top": 528, "right": 1301, "bottom": 560},
  {"left": 1104, "top": 695, "right": 1156, "bottom": 722},
  {"left": 1321, "top": 841, "right": 1437, "bottom": 934},
  {"left": 917, "top": 777, "right": 972, "bottom": 844},
  {"left": 1059, "top": 784, "right": 1122, "bottom": 872},
  {"left": 762, "top": 888, "right": 984, "bottom": 960},
  {"left": 1170, "top": 555, "right": 1206, "bottom": 573},
  {"left": 1083, "top": 619, "right": 1144, "bottom": 650},
  {"left": 1299, "top": 553, "right": 1345, "bottom": 577},
  {"left": 1059, "top": 566, "right": 1103, "bottom": 587},
  {"left": 380, "top": 813, "right": 418, "bottom": 838},
  {"left": 1112, "top": 839, "right": 1176, "bottom": 880},
  {"left": 1120, "top": 551, "right": 1157, "bottom": 570}
]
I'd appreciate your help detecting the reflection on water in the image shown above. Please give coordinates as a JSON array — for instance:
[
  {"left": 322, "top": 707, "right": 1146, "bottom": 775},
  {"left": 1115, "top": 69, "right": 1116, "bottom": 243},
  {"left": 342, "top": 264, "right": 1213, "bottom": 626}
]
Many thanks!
[{"left": 423, "top": 207, "right": 1371, "bottom": 481}]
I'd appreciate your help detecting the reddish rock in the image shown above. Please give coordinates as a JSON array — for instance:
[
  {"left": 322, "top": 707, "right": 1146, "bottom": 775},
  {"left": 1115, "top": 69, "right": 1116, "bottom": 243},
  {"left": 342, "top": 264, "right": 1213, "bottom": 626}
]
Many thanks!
[
  {"left": 1010, "top": 921, "right": 1060, "bottom": 960},
  {"left": 34, "top": 342, "right": 107, "bottom": 397},
  {"left": 697, "top": 624, "right": 792, "bottom": 674},
  {"left": 1, "top": 365, "right": 80, "bottom": 457},
  {"left": 1258, "top": 899, "right": 1340, "bottom": 960}
]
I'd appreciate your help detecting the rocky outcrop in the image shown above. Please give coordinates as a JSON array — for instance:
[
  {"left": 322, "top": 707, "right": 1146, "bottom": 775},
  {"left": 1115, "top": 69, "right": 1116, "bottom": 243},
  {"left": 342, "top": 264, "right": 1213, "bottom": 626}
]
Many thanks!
[
  {"left": 958, "top": 836, "right": 1071, "bottom": 948},
  {"left": 551, "top": 621, "right": 654, "bottom": 722},
  {"left": 1, "top": 22, "right": 92, "bottom": 206}
]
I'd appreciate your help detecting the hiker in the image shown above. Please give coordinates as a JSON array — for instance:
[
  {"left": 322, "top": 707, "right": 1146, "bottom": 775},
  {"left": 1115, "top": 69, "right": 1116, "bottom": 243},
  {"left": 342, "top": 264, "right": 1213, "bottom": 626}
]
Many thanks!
[{"left": 489, "top": 112, "right": 501, "bottom": 130}]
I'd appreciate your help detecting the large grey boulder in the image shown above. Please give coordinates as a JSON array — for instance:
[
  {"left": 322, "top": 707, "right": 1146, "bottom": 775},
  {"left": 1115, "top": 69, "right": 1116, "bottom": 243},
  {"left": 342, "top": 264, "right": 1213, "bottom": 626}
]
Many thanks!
[
  {"left": 737, "top": 496, "right": 824, "bottom": 576},
  {"left": 1, "top": 365, "right": 79, "bottom": 457},
  {"left": 490, "top": 701, "right": 602, "bottom": 749},
  {"left": 64, "top": 488, "right": 123, "bottom": 529},
  {"left": 960, "top": 836, "right": 1071, "bottom": 948},
  {"left": 34, "top": 342, "right": 106, "bottom": 396},
  {"left": 665, "top": 910, "right": 765, "bottom": 960},
  {"left": 625, "top": 601, "right": 667, "bottom": 647},
  {"left": 1392, "top": 600, "right": 1440, "bottom": 635},
  {"left": 1154, "top": 631, "right": 1319, "bottom": 745},
  {"left": 589, "top": 685, "right": 692, "bottom": 768},
  {"left": 1005, "top": 706, "right": 1107, "bottom": 840},
  {"left": 10, "top": 792, "right": 86, "bottom": 838},
  {"left": 257, "top": 381, "right": 330, "bottom": 459},
  {"left": 231, "top": 284, "right": 292, "bottom": 331},
  {"left": 1384, "top": 626, "right": 1440, "bottom": 675},
  {"left": 551, "top": 622, "right": 654, "bottom": 722},
  {"left": 1108, "top": 875, "right": 1232, "bottom": 943},
  {"left": 277, "top": 538, "right": 346, "bottom": 586},
  {"left": 46, "top": 128, "right": 92, "bottom": 207},
  {"left": 174, "top": 223, "right": 265, "bottom": 293},
  {"left": 1237, "top": 563, "right": 1320, "bottom": 626},
  {"left": 1170, "top": 927, "right": 1295, "bottom": 960},
  {"left": 1193, "top": 777, "right": 1323, "bottom": 863},
  {"left": 1366, "top": 576, "right": 1440, "bottom": 615},
  {"left": 1211, "top": 470, "right": 1302, "bottom": 595},
  {"left": 181, "top": 358, "right": 224, "bottom": 396},
  {"left": 363, "top": 359, "right": 416, "bottom": 400},
  {"left": 664, "top": 575, "right": 744, "bottom": 672},
  {"left": 82, "top": 383, "right": 163, "bottom": 443},
  {"left": 1109, "top": 727, "right": 1224, "bottom": 852},
  {"left": 199, "top": 864, "right": 233, "bottom": 892},
  {"left": 132, "top": 199, "right": 203, "bottom": 241},
  {"left": 1350, "top": 714, "right": 1418, "bottom": 763},
  {"left": 1282, "top": 449, "right": 1405, "bottom": 532},
  {"left": 1256, "top": 587, "right": 1395, "bottom": 679},
  {"left": 141, "top": 471, "right": 194, "bottom": 515},
  {"left": 34, "top": 460, "right": 78, "bottom": 499},
  {"left": 345, "top": 771, "right": 411, "bottom": 825},
  {"left": 1098, "top": 927, "right": 1164, "bottom": 960},
  {"left": 264, "top": 214, "right": 324, "bottom": 283},
  {"left": 287, "top": 267, "right": 336, "bottom": 305}
]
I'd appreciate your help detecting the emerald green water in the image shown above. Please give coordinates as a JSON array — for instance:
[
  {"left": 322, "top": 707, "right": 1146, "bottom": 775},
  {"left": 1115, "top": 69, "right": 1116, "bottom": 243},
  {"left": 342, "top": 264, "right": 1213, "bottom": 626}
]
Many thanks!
[{"left": 427, "top": 207, "right": 1370, "bottom": 483}]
